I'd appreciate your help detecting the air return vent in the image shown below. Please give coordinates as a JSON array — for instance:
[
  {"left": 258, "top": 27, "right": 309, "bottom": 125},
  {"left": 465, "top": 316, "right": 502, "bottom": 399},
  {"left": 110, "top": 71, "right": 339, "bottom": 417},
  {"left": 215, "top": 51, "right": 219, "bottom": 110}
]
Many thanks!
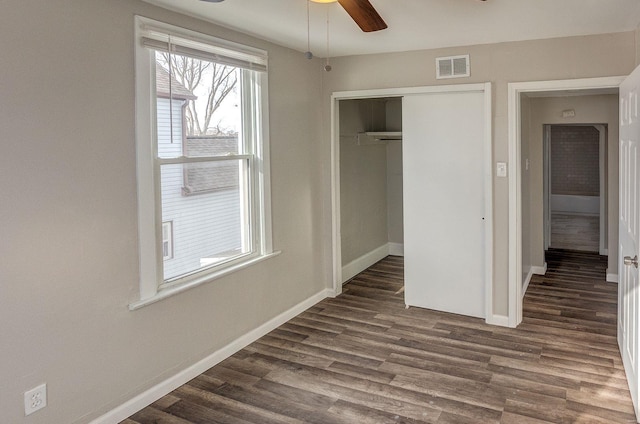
[{"left": 436, "top": 54, "right": 470, "bottom": 79}]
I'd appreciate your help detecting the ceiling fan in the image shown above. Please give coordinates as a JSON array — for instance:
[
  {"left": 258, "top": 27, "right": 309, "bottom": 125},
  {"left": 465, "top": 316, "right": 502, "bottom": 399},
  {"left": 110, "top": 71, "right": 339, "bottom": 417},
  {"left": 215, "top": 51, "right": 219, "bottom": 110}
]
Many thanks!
[
  {"left": 310, "top": 0, "right": 387, "bottom": 32},
  {"left": 201, "top": 0, "right": 387, "bottom": 32}
]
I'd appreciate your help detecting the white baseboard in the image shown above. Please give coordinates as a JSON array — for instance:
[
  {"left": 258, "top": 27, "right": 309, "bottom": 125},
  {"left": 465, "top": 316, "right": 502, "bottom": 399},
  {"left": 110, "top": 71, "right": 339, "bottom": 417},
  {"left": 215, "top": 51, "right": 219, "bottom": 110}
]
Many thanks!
[
  {"left": 90, "top": 288, "right": 333, "bottom": 424},
  {"left": 486, "top": 314, "right": 509, "bottom": 327},
  {"left": 523, "top": 269, "right": 533, "bottom": 296},
  {"left": 342, "top": 244, "right": 390, "bottom": 283},
  {"left": 522, "top": 263, "right": 546, "bottom": 298},
  {"left": 531, "top": 263, "right": 547, "bottom": 275},
  {"left": 388, "top": 242, "right": 404, "bottom": 256},
  {"left": 606, "top": 273, "right": 619, "bottom": 283}
]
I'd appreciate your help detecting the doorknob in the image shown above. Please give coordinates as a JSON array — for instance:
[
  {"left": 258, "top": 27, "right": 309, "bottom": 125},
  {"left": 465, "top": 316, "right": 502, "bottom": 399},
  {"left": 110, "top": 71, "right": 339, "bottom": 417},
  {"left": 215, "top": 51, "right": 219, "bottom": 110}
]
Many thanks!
[{"left": 624, "top": 255, "right": 639, "bottom": 268}]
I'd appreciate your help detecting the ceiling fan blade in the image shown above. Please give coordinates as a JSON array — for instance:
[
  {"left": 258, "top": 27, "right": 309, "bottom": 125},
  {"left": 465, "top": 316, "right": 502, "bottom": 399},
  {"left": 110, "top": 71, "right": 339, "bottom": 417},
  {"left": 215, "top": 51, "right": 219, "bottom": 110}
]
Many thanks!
[{"left": 337, "top": 0, "right": 387, "bottom": 32}]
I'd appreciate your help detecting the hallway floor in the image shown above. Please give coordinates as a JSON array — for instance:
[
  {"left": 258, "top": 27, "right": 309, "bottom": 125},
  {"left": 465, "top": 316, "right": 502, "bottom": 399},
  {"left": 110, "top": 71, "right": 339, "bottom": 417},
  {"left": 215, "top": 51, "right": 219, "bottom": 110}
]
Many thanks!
[{"left": 550, "top": 213, "right": 600, "bottom": 252}]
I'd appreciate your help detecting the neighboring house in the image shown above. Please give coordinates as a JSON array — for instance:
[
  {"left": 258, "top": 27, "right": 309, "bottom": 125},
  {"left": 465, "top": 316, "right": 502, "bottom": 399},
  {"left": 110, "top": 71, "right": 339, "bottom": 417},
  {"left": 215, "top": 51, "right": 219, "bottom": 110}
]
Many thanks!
[{"left": 155, "top": 65, "right": 243, "bottom": 280}]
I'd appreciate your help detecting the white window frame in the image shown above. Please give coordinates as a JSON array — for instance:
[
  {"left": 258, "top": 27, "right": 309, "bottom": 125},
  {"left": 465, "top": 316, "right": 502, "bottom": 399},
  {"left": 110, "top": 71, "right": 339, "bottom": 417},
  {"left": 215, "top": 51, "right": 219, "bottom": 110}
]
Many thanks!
[{"left": 131, "top": 16, "right": 277, "bottom": 310}]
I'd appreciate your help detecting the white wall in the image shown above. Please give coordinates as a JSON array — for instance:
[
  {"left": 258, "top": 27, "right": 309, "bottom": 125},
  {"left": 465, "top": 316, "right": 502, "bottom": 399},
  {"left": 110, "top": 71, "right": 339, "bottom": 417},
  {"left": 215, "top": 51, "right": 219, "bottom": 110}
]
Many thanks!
[
  {"left": 322, "top": 31, "right": 636, "bottom": 316},
  {"left": 0, "top": 1, "right": 325, "bottom": 423}
]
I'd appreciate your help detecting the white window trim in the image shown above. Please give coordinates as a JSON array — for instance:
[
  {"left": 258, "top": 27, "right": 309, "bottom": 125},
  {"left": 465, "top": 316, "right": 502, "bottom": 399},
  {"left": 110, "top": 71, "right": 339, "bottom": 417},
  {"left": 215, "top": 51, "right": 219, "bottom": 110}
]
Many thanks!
[{"left": 131, "top": 16, "right": 277, "bottom": 310}]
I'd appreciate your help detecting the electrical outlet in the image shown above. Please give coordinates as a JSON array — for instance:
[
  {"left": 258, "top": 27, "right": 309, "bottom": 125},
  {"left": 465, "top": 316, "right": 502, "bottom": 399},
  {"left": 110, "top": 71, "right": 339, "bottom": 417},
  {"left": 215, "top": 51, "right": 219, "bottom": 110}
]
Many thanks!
[{"left": 24, "top": 384, "right": 47, "bottom": 416}]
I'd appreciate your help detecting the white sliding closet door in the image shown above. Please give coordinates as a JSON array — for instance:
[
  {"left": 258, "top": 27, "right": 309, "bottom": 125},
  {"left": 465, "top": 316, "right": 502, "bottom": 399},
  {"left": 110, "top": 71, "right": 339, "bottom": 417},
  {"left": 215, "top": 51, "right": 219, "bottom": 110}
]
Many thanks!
[{"left": 403, "top": 90, "right": 487, "bottom": 318}]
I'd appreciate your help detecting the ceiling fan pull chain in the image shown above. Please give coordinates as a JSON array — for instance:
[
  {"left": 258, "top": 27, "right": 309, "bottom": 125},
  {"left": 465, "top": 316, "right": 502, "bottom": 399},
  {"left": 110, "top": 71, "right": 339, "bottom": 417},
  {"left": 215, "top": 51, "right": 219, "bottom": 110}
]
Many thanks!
[
  {"left": 325, "top": 5, "right": 332, "bottom": 72},
  {"left": 305, "top": 0, "right": 313, "bottom": 60}
]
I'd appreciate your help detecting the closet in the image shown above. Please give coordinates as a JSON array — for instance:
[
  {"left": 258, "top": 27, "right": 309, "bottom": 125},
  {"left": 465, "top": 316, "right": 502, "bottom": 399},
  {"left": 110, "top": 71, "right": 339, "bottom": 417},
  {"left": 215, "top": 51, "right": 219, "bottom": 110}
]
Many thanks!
[
  {"left": 335, "top": 85, "right": 491, "bottom": 320},
  {"left": 339, "top": 97, "right": 403, "bottom": 282}
]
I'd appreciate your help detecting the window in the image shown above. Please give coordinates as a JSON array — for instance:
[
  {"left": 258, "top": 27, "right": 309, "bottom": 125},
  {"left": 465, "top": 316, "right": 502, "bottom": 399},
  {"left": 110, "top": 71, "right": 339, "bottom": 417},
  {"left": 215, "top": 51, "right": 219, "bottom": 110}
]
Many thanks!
[
  {"left": 132, "top": 17, "right": 275, "bottom": 308},
  {"left": 162, "top": 222, "right": 173, "bottom": 260}
]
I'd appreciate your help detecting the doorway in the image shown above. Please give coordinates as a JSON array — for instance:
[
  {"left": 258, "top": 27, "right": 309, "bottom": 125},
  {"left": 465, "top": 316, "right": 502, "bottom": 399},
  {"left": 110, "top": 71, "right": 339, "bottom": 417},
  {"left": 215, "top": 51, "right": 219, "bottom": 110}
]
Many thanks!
[
  {"left": 507, "top": 76, "right": 624, "bottom": 328},
  {"left": 337, "top": 97, "right": 404, "bottom": 283},
  {"left": 543, "top": 124, "right": 606, "bottom": 254}
]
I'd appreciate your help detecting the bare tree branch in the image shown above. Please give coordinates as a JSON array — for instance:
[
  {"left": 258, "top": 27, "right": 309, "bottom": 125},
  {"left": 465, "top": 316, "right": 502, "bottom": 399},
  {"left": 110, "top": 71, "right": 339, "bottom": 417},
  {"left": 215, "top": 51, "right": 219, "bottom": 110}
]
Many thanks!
[{"left": 157, "top": 53, "right": 237, "bottom": 136}]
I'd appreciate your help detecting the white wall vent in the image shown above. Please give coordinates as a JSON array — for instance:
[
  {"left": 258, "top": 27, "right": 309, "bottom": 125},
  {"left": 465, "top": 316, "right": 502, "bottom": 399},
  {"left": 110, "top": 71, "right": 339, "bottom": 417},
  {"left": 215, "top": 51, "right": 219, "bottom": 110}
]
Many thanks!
[{"left": 436, "top": 54, "right": 470, "bottom": 79}]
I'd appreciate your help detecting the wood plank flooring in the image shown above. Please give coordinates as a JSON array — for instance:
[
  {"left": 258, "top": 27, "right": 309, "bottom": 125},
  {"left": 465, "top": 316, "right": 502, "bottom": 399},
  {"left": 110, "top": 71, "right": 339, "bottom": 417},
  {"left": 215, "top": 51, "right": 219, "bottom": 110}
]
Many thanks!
[
  {"left": 551, "top": 213, "right": 600, "bottom": 252},
  {"left": 123, "top": 252, "right": 635, "bottom": 424}
]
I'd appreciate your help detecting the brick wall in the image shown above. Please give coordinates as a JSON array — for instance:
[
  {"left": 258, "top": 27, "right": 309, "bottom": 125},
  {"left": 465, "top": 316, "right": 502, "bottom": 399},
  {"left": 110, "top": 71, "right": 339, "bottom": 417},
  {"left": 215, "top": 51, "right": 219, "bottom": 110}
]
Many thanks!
[{"left": 550, "top": 125, "right": 600, "bottom": 196}]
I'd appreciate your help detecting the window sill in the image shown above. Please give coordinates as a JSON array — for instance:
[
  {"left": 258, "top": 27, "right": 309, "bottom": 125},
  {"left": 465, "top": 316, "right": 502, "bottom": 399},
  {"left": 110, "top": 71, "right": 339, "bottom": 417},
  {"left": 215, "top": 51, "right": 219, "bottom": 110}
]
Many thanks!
[{"left": 128, "top": 251, "right": 281, "bottom": 311}]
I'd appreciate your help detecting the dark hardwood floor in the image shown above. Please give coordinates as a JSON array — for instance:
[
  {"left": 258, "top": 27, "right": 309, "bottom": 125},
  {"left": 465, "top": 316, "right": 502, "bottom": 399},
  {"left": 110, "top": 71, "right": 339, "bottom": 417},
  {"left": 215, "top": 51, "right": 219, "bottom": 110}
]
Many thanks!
[
  {"left": 123, "top": 251, "right": 635, "bottom": 423},
  {"left": 550, "top": 213, "right": 600, "bottom": 252}
]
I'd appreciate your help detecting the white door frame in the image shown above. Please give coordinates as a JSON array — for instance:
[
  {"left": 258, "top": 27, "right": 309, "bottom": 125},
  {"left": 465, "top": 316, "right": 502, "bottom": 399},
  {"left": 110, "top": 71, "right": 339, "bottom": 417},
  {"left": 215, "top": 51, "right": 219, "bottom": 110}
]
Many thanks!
[
  {"left": 542, "top": 124, "right": 607, "bottom": 255},
  {"left": 330, "top": 83, "right": 496, "bottom": 324},
  {"left": 507, "top": 76, "right": 625, "bottom": 328}
]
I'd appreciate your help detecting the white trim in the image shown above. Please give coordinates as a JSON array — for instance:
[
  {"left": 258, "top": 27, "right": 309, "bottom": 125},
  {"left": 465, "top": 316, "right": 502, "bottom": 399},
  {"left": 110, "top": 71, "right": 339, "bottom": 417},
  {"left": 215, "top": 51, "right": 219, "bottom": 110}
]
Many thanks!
[
  {"left": 341, "top": 243, "right": 405, "bottom": 283},
  {"left": 508, "top": 76, "right": 625, "bottom": 328},
  {"left": 341, "top": 244, "right": 390, "bottom": 283},
  {"left": 531, "top": 263, "right": 548, "bottom": 275},
  {"left": 330, "top": 83, "right": 493, "bottom": 324},
  {"left": 523, "top": 263, "right": 547, "bottom": 297},
  {"left": 388, "top": 242, "right": 405, "bottom": 256},
  {"left": 523, "top": 268, "right": 534, "bottom": 296},
  {"left": 483, "top": 82, "right": 494, "bottom": 324},
  {"left": 485, "top": 314, "right": 510, "bottom": 327},
  {"left": 607, "top": 273, "right": 619, "bottom": 283},
  {"left": 332, "top": 83, "right": 488, "bottom": 101},
  {"left": 133, "top": 16, "right": 273, "bottom": 306},
  {"left": 129, "top": 251, "right": 281, "bottom": 310},
  {"left": 92, "top": 288, "right": 333, "bottom": 424}
]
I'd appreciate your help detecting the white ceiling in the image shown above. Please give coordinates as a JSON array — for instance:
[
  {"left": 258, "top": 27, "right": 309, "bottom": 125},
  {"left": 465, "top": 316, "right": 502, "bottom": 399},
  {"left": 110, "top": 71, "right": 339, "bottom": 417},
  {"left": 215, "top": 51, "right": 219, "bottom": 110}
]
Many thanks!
[{"left": 142, "top": 0, "right": 640, "bottom": 58}]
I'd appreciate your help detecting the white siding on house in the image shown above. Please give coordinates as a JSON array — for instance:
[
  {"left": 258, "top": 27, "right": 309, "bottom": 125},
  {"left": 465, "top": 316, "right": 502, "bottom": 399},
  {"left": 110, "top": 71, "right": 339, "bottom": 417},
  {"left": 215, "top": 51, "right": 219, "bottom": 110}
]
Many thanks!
[
  {"left": 157, "top": 98, "right": 244, "bottom": 281},
  {"left": 157, "top": 98, "right": 184, "bottom": 158}
]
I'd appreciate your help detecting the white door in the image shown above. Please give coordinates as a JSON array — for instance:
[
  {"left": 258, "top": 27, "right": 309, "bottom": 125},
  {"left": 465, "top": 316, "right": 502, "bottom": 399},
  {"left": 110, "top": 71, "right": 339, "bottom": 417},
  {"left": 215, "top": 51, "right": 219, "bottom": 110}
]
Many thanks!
[
  {"left": 619, "top": 65, "right": 640, "bottom": 422},
  {"left": 403, "top": 91, "right": 486, "bottom": 318}
]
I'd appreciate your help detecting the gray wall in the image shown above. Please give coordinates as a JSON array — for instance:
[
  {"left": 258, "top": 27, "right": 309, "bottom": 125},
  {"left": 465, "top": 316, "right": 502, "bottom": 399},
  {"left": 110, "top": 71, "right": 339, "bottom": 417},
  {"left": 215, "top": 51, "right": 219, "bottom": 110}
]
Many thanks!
[
  {"left": 1, "top": 2, "right": 636, "bottom": 422},
  {"left": 339, "top": 99, "right": 389, "bottom": 264},
  {"left": 339, "top": 98, "right": 404, "bottom": 266},
  {"left": 323, "top": 32, "right": 636, "bottom": 316},
  {"left": 0, "top": 1, "right": 325, "bottom": 423}
]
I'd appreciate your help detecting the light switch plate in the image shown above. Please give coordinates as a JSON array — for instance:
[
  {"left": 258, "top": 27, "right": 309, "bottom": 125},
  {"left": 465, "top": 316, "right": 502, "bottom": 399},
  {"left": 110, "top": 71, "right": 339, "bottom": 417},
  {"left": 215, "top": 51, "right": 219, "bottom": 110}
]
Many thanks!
[{"left": 496, "top": 162, "right": 508, "bottom": 178}]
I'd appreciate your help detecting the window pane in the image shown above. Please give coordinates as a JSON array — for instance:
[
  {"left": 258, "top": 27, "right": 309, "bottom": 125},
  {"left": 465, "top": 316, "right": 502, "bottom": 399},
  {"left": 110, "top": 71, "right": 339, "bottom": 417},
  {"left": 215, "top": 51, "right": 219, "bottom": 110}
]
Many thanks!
[
  {"left": 160, "top": 160, "right": 251, "bottom": 281},
  {"left": 155, "top": 51, "right": 242, "bottom": 159}
]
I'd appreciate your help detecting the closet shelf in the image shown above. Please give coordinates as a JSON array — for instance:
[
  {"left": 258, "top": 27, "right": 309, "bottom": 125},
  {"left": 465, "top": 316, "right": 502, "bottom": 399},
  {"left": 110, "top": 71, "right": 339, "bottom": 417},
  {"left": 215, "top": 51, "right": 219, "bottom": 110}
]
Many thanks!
[{"left": 357, "top": 131, "right": 403, "bottom": 145}]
